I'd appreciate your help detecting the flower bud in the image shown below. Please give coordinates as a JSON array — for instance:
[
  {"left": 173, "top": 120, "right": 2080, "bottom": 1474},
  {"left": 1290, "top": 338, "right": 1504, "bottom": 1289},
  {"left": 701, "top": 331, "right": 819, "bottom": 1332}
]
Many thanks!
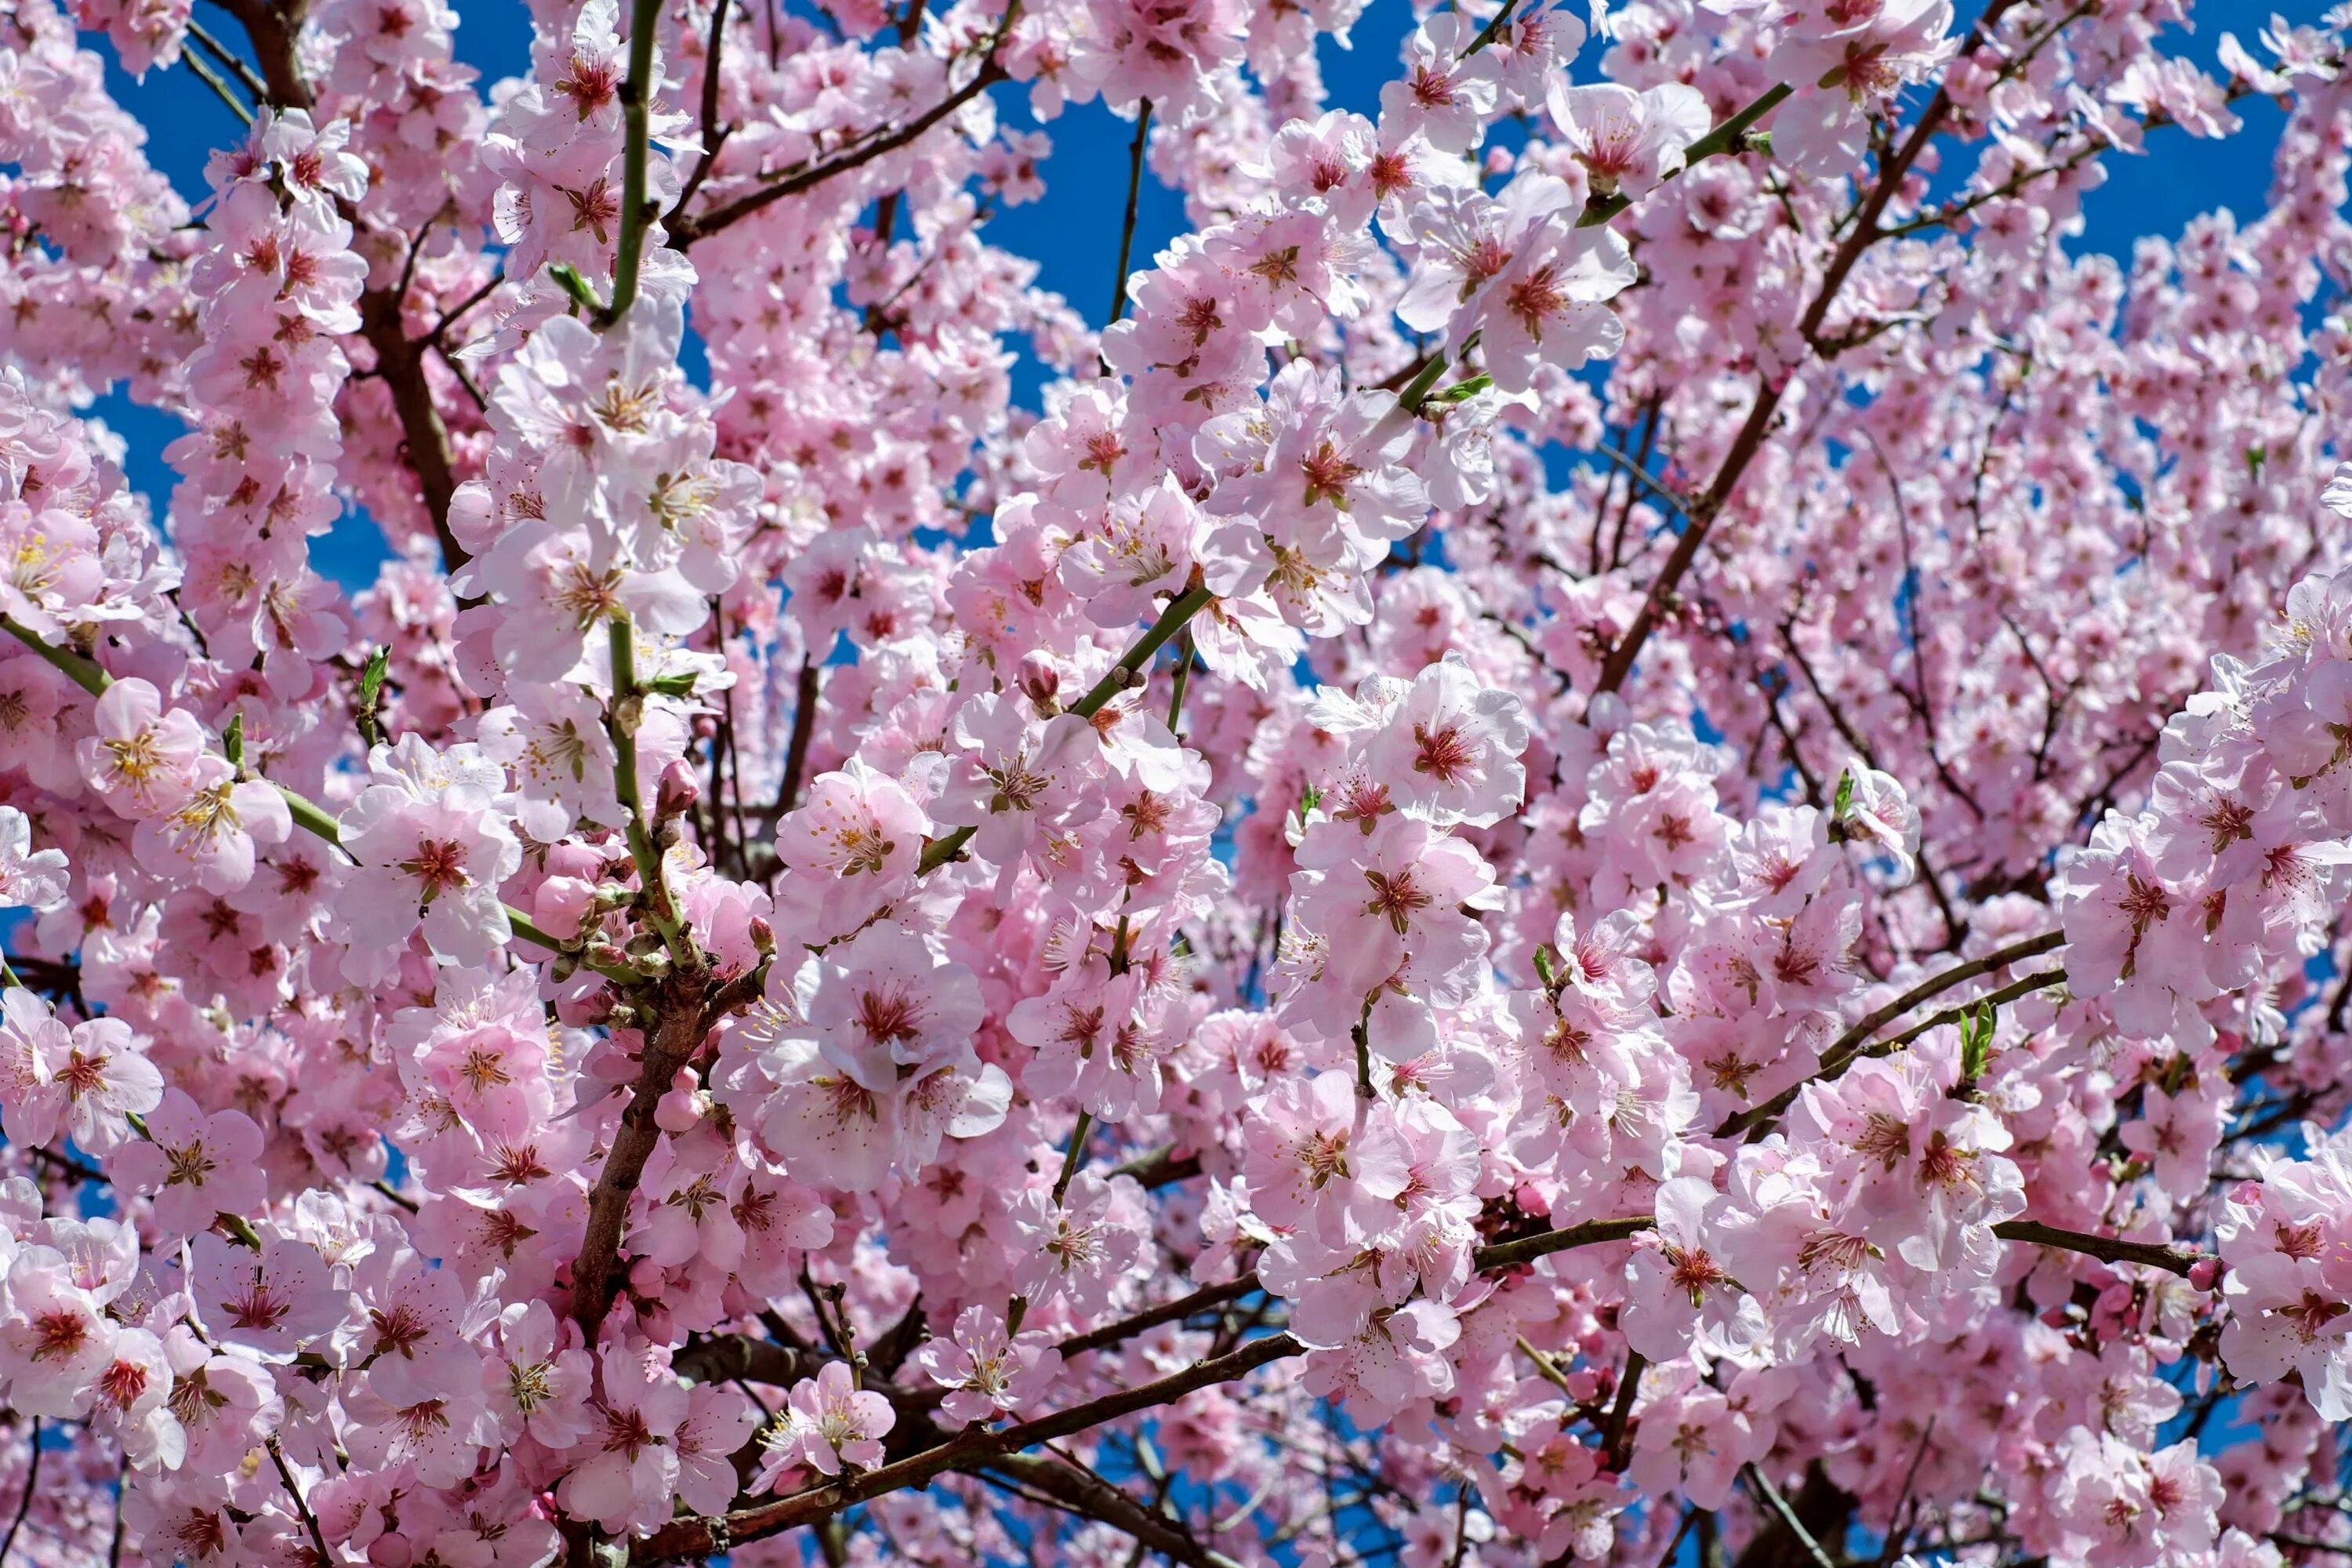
[
  {"left": 656, "top": 757, "right": 701, "bottom": 820},
  {"left": 1018, "top": 652, "right": 1061, "bottom": 711},
  {"left": 655, "top": 1068, "right": 705, "bottom": 1133}
]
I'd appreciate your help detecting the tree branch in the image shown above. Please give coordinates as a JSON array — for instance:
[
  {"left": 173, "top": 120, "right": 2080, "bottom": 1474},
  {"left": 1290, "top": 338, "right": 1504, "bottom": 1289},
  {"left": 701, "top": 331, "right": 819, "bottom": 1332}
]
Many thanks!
[
  {"left": 1107, "top": 100, "right": 1153, "bottom": 328},
  {"left": 1469, "top": 1214, "right": 1653, "bottom": 1273},
  {"left": 1052, "top": 1276, "right": 1262, "bottom": 1362},
  {"left": 570, "top": 972, "right": 714, "bottom": 1341},
  {"left": 637, "top": 1332, "right": 1305, "bottom": 1561},
  {"left": 918, "top": 582, "right": 1213, "bottom": 873},
  {"left": 971, "top": 1453, "right": 1244, "bottom": 1568},
  {"left": 640, "top": 1209, "right": 1652, "bottom": 1559},
  {"left": 1592, "top": 0, "right": 2024, "bottom": 695},
  {"left": 1713, "top": 931, "right": 2063, "bottom": 1139},
  {"left": 1990, "top": 1220, "right": 2209, "bottom": 1279},
  {"left": 599, "top": 0, "right": 666, "bottom": 325},
  {"left": 213, "top": 0, "right": 473, "bottom": 575},
  {"left": 670, "top": 5, "right": 1020, "bottom": 249}
]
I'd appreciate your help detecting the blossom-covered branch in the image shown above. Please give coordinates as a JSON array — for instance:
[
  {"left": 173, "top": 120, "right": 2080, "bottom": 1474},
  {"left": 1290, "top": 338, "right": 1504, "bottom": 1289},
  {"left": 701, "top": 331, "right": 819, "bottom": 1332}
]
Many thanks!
[{"left": 0, "top": 0, "right": 2347, "bottom": 1563}]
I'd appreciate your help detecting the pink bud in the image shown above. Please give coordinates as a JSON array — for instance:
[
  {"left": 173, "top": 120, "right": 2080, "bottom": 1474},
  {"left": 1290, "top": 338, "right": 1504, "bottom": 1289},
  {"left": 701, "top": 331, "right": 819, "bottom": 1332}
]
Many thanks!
[
  {"left": 656, "top": 757, "right": 701, "bottom": 818},
  {"left": 533, "top": 876, "right": 597, "bottom": 940},
  {"left": 1018, "top": 651, "right": 1062, "bottom": 709},
  {"left": 655, "top": 1069, "right": 704, "bottom": 1133},
  {"left": 543, "top": 839, "right": 604, "bottom": 879},
  {"left": 2189, "top": 1257, "right": 2223, "bottom": 1291}
]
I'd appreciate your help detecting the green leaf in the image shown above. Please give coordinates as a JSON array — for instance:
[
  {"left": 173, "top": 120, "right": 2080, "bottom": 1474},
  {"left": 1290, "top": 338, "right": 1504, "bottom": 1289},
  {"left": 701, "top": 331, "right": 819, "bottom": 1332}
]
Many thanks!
[
  {"left": 1432, "top": 374, "right": 1495, "bottom": 405},
  {"left": 646, "top": 672, "right": 702, "bottom": 697},
  {"left": 358, "top": 645, "right": 390, "bottom": 750},
  {"left": 548, "top": 263, "right": 604, "bottom": 317},
  {"left": 221, "top": 710, "right": 244, "bottom": 770},
  {"left": 1960, "top": 999, "right": 1996, "bottom": 1083},
  {"left": 1832, "top": 767, "right": 1856, "bottom": 819}
]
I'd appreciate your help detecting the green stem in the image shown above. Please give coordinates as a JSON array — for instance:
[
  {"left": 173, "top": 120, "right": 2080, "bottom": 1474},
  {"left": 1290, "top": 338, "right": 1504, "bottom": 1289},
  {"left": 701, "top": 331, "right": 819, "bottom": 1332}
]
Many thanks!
[
  {"left": 1071, "top": 583, "right": 1213, "bottom": 719},
  {"left": 276, "top": 785, "right": 345, "bottom": 850},
  {"left": 1578, "top": 82, "right": 1791, "bottom": 230},
  {"left": 1745, "top": 1464, "right": 1836, "bottom": 1568},
  {"left": 1051, "top": 1111, "right": 1094, "bottom": 1207},
  {"left": 1166, "top": 631, "right": 1193, "bottom": 732},
  {"left": 1461, "top": 0, "right": 1521, "bottom": 57},
  {"left": 181, "top": 48, "right": 255, "bottom": 125},
  {"left": 509, "top": 910, "right": 641, "bottom": 984},
  {"left": 599, "top": 0, "right": 667, "bottom": 327},
  {"left": 1396, "top": 350, "right": 1455, "bottom": 415},
  {"left": 606, "top": 615, "right": 694, "bottom": 964},
  {"left": 2, "top": 618, "right": 108, "bottom": 697},
  {"left": 917, "top": 583, "right": 1217, "bottom": 877}
]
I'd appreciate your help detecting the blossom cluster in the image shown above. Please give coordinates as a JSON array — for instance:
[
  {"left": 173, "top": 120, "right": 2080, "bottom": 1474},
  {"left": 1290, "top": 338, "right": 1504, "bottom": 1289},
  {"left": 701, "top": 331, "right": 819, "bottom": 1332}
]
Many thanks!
[{"left": 0, "top": 0, "right": 2348, "bottom": 1563}]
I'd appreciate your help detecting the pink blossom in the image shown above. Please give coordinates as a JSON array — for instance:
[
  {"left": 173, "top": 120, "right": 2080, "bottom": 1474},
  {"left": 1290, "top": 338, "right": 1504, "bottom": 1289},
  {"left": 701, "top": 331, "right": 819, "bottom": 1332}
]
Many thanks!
[
  {"left": 914, "top": 1304, "right": 1063, "bottom": 1425},
  {"left": 761, "top": 1359, "right": 895, "bottom": 1479}
]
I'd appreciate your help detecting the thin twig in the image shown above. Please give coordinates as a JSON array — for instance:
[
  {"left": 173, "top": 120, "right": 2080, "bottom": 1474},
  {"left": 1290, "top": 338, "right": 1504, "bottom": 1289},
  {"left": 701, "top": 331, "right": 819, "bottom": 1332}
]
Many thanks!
[
  {"left": 264, "top": 1436, "right": 332, "bottom": 1568},
  {"left": 184, "top": 19, "right": 267, "bottom": 97},
  {"left": 1601, "top": 1351, "right": 1644, "bottom": 1468},
  {"left": 597, "top": 0, "right": 668, "bottom": 325},
  {"left": 671, "top": 4, "right": 1021, "bottom": 248},
  {"left": 1107, "top": 100, "right": 1153, "bottom": 328},
  {"left": 1715, "top": 931, "right": 2063, "bottom": 1139},
  {"left": 1744, "top": 1464, "right": 1835, "bottom": 1568},
  {"left": 1991, "top": 1220, "right": 2209, "bottom": 1279},
  {"left": 180, "top": 48, "right": 254, "bottom": 124},
  {"left": 0, "top": 1418, "right": 40, "bottom": 1568}
]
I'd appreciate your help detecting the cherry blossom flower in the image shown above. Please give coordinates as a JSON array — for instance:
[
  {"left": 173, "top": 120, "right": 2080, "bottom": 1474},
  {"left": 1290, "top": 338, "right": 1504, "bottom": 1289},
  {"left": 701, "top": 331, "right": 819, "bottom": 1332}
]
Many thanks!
[{"left": 761, "top": 1359, "right": 894, "bottom": 1479}]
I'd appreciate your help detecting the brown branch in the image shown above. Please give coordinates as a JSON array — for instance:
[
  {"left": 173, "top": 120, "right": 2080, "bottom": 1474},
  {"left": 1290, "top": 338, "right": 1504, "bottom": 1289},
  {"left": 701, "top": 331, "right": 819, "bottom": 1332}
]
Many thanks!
[
  {"left": 673, "top": 1334, "right": 832, "bottom": 1388},
  {"left": 1469, "top": 1213, "right": 1653, "bottom": 1273},
  {"left": 1990, "top": 1220, "right": 2209, "bottom": 1279},
  {"left": 209, "top": 0, "right": 314, "bottom": 108},
  {"left": 641, "top": 1212, "right": 1652, "bottom": 1559},
  {"left": 570, "top": 974, "right": 715, "bottom": 1340},
  {"left": 1052, "top": 1276, "right": 1261, "bottom": 1362},
  {"left": 0, "top": 1417, "right": 38, "bottom": 1568},
  {"left": 637, "top": 1333, "right": 1304, "bottom": 1561},
  {"left": 970, "top": 1454, "right": 1243, "bottom": 1568},
  {"left": 1713, "top": 931, "right": 2063, "bottom": 1140},
  {"left": 264, "top": 1436, "right": 332, "bottom": 1568},
  {"left": 670, "top": 6, "right": 1018, "bottom": 249},
  {"left": 670, "top": 0, "right": 735, "bottom": 224},
  {"left": 1600, "top": 1351, "right": 1643, "bottom": 1470},
  {"left": 1109, "top": 1144, "right": 1203, "bottom": 1189},
  {"left": 212, "top": 0, "right": 471, "bottom": 575},
  {"left": 1592, "top": 0, "right": 2024, "bottom": 695},
  {"left": 776, "top": 656, "right": 822, "bottom": 818},
  {"left": 361, "top": 287, "right": 468, "bottom": 572}
]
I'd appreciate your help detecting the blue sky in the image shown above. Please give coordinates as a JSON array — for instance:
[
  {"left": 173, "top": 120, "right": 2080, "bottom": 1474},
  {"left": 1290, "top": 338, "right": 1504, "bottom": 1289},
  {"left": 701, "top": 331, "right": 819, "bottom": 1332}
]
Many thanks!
[{"left": 87, "top": 0, "right": 2307, "bottom": 592}]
